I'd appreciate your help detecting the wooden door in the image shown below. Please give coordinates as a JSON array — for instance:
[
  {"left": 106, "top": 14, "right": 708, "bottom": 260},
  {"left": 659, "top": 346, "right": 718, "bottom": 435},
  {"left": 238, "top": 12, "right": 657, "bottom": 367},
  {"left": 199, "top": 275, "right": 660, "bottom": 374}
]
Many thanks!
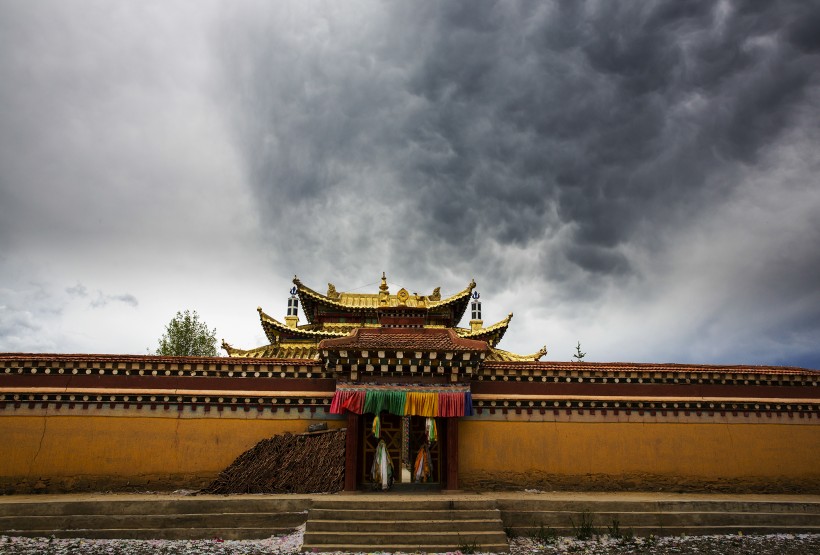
[{"left": 361, "top": 413, "right": 443, "bottom": 486}]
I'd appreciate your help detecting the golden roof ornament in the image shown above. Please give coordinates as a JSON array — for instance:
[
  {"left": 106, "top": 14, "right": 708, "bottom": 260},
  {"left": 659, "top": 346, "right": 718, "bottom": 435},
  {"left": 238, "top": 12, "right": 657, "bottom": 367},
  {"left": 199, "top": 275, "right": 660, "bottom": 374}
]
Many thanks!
[
  {"left": 327, "top": 283, "right": 341, "bottom": 300},
  {"left": 378, "top": 272, "right": 389, "bottom": 306}
]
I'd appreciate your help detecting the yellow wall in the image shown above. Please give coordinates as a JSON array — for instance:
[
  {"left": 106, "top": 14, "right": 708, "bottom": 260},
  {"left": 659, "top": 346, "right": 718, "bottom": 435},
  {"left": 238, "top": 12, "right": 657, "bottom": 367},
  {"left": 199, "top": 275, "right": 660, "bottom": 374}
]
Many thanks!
[
  {"left": 4, "top": 415, "right": 819, "bottom": 492},
  {"left": 459, "top": 420, "right": 820, "bottom": 490},
  {"left": 1, "top": 415, "right": 343, "bottom": 492}
]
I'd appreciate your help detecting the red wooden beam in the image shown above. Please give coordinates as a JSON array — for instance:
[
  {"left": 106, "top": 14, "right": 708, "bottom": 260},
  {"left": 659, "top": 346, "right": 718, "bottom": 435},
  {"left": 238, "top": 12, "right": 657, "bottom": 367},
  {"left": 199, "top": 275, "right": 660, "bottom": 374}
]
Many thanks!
[
  {"left": 344, "top": 412, "right": 359, "bottom": 492},
  {"left": 445, "top": 418, "right": 459, "bottom": 490}
]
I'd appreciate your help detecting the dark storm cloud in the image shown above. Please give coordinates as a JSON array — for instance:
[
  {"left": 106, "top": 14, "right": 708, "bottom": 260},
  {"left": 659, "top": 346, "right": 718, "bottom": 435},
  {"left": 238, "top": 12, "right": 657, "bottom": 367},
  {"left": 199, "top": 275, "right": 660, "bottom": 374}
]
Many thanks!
[
  {"left": 218, "top": 0, "right": 818, "bottom": 279},
  {"left": 1, "top": 1, "right": 815, "bottom": 365},
  {"left": 216, "top": 0, "right": 820, "bottom": 366}
]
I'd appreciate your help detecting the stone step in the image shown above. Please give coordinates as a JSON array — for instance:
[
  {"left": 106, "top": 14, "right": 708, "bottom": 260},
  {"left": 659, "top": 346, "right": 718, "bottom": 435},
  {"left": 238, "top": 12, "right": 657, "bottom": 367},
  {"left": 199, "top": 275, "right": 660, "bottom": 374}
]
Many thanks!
[
  {"left": 302, "top": 499, "right": 509, "bottom": 552},
  {"left": 0, "top": 512, "right": 306, "bottom": 531},
  {"left": 4, "top": 527, "right": 285, "bottom": 540},
  {"left": 498, "top": 499, "right": 820, "bottom": 514},
  {"left": 310, "top": 499, "right": 498, "bottom": 511},
  {"left": 305, "top": 542, "right": 510, "bottom": 553},
  {"left": 0, "top": 498, "right": 309, "bottom": 517},
  {"left": 302, "top": 530, "right": 509, "bottom": 548},
  {"left": 308, "top": 508, "right": 501, "bottom": 521},
  {"left": 504, "top": 510, "right": 820, "bottom": 527},
  {"left": 509, "top": 524, "right": 820, "bottom": 537},
  {"left": 0, "top": 497, "right": 311, "bottom": 540},
  {"left": 307, "top": 518, "right": 504, "bottom": 532}
]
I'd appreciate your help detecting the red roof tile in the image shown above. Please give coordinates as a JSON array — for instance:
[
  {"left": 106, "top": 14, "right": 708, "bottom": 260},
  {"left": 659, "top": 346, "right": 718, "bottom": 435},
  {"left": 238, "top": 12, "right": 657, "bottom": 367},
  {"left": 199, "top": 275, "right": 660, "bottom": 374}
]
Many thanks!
[
  {"left": 318, "top": 328, "right": 489, "bottom": 352},
  {"left": 0, "top": 353, "right": 321, "bottom": 366},
  {"left": 482, "top": 361, "right": 818, "bottom": 376}
]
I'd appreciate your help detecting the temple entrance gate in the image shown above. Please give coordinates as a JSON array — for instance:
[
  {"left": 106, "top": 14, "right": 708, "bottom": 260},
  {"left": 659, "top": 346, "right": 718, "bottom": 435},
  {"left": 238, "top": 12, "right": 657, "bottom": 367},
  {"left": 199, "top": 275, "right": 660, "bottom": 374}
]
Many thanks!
[{"left": 361, "top": 413, "right": 442, "bottom": 488}]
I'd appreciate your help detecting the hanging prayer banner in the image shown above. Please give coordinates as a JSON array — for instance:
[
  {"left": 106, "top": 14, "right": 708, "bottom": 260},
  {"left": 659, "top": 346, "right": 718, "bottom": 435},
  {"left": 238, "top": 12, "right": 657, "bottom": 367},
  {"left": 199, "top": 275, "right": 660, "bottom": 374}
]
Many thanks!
[
  {"left": 414, "top": 444, "right": 432, "bottom": 483},
  {"left": 330, "top": 384, "right": 473, "bottom": 417},
  {"left": 426, "top": 417, "right": 437, "bottom": 443},
  {"left": 371, "top": 439, "right": 394, "bottom": 490}
]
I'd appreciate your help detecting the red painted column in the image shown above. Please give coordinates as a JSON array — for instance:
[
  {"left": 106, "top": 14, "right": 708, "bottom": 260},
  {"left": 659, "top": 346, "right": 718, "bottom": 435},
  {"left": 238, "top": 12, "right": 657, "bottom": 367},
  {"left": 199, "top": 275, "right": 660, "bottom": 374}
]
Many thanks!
[
  {"left": 344, "top": 412, "right": 359, "bottom": 492},
  {"left": 445, "top": 417, "right": 459, "bottom": 490}
]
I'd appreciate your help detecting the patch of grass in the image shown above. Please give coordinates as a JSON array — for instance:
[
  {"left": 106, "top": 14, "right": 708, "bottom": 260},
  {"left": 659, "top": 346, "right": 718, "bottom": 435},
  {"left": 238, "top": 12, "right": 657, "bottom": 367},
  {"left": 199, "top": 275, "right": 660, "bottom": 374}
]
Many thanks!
[
  {"left": 457, "top": 535, "right": 480, "bottom": 554},
  {"left": 607, "top": 517, "right": 633, "bottom": 541},
  {"left": 570, "top": 510, "right": 597, "bottom": 540},
  {"left": 529, "top": 523, "right": 558, "bottom": 544}
]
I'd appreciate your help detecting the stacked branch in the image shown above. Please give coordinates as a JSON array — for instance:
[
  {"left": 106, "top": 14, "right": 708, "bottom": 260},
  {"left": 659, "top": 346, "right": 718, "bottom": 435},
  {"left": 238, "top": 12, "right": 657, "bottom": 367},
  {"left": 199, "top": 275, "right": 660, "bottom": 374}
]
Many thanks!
[{"left": 202, "top": 428, "right": 346, "bottom": 494}]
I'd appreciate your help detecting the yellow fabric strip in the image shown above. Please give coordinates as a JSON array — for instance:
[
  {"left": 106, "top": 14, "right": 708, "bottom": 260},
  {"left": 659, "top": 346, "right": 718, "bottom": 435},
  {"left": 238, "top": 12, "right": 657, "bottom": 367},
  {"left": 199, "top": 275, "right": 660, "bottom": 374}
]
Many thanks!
[{"left": 404, "top": 391, "right": 439, "bottom": 417}]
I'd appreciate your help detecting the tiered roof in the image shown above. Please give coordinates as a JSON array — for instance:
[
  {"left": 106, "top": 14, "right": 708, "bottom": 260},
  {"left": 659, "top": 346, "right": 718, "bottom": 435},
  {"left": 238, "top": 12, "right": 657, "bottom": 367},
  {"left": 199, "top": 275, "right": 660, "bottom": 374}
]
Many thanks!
[
  {"left": 455, "top": 313, "right": 513, "bottom": 347},
  {"left": 257, "top": 308, "right": 346, "bottom": 343},
  {"left": 293, "top": 274, "right": 476, "bottom": 327},
  {"left": 225, "top": 274, "right": 533, "bottom": 365}
]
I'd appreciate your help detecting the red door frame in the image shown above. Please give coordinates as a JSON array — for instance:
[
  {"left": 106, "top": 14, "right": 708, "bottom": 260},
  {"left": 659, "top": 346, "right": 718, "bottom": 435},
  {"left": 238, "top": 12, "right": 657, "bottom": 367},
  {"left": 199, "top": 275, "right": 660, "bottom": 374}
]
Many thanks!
[{"left": 344, "top": 412, "right": 460, "bottom": 491}]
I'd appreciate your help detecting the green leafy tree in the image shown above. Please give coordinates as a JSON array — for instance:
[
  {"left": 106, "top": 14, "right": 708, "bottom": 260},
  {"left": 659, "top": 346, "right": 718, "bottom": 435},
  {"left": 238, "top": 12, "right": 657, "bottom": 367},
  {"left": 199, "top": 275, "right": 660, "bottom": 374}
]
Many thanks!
[
  {"left": 156, "top": 310, "right": 218, "bottom": 356},
  {"left": 572, "top": 341, "right": 586, "bottom": 363}
]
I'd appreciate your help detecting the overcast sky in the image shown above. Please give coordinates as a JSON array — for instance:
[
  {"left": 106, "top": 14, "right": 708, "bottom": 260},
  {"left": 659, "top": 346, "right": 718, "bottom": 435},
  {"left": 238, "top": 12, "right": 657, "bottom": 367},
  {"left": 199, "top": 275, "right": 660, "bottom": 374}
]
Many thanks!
[{"left": 1, "top": 0, "right": 819, "bottom": 368}]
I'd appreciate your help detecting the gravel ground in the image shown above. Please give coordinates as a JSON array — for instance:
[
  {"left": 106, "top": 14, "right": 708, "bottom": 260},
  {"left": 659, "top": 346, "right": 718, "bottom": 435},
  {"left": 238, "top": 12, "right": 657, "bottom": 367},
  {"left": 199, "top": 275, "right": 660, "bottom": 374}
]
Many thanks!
[{"left": 2, "top": 529, "right": 819, "bottom": 555}]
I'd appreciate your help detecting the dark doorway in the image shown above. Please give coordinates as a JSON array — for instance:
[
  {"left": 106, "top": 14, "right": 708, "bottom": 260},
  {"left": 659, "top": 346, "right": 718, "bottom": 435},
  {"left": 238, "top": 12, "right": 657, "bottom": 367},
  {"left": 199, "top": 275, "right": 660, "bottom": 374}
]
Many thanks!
[{"left": 360, "top": 412, "right": 443, "bottom": 489}]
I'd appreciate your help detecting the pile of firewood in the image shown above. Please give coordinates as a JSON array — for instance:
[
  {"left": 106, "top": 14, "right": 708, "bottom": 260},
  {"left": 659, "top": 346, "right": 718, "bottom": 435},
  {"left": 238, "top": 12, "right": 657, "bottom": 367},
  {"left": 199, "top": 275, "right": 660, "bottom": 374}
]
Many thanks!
[{"left": 202, "top": 428, "right": 346, "bottom": 494}]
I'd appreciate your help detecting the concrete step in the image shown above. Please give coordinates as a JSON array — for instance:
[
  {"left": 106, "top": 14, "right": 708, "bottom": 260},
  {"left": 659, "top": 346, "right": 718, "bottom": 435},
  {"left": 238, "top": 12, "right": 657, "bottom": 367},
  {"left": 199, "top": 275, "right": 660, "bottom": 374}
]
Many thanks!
[
  {"left": 510, "top": 524, "right": 820, "bottom": 537},
  {"left": 311, "top": 498, "right": 499, "bottom": 511},
  {"left": 504, "top": 510, "right": 820, "bottom": 527},
  {"left": 0, "top": 512, "right": 306, "bottom": 530},
  {"left": 308, "top": 508, "right": 501, "bottom": 520},
  {"left": 498, "top": 498, "right": 820, "bottom": 537},
  {"left": 0, "top": 497, "right": 311, "bottom": 540},
  {"left": 306, "top": 543, "right": 510, "bottom": 553},
  {"left": 0, "top": 498, "right": 309, "bottom": 516},
  {"left": 302, "top": 498, "right": 509, "bottom": 553},
  {"left": 302, "top": 530, "right": 509, "bottom": 550},
  {"left": 4, "top": 527, "right": 287, "bottom": 540},
  {"left": 498, "top": 499, "right": 820, "bottom": 514},
  {"left": 307, "top": 518, "right": 504, "bottom": 532}
]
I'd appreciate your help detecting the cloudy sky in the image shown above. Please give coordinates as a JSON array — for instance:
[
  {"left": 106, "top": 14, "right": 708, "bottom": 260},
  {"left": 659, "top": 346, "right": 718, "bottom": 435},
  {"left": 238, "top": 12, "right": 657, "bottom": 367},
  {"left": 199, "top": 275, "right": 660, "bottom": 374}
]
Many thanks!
[{"left": 1, "top": 0, "right": 819, "bottom": 368}]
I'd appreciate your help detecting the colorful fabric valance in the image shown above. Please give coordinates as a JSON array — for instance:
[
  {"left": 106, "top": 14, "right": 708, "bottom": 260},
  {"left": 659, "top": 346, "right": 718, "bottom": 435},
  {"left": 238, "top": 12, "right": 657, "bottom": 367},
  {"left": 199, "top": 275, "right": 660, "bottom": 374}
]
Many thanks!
[{"left": 330, "top": 384, "right": 473, "bottom": 417}]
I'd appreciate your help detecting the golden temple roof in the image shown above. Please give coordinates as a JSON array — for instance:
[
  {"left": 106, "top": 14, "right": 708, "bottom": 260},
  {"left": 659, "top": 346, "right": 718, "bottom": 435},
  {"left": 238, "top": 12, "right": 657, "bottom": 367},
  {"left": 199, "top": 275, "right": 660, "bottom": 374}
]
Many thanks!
[
  {"left": 456, "top": 313, "right": 513, "bottom": 347},
  {"left": 485, "top": 345, "right": 548, "bottom": 362},
  {"left": 224, "top": 274, "right": 549, "bottom": 362},
  {"left": 257, "top": 308, "right": 347, "bottom": 343},
  {"left": 293, "top": 275, "right": 476, "bottom": 312},
  {"left": 221, "top": 340, "right": 320, "bottom": 360}
]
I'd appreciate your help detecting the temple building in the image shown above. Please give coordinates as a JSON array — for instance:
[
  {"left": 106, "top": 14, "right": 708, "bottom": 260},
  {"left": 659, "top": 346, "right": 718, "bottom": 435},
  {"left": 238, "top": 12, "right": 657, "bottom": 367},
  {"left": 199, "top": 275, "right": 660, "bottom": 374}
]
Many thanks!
[
  {"left": 222, "top": 273, "right": 543, "bottom": 364},
  {"left": 1, "top": 274, "right": 819, "bottom": 494},
  {"left": 222, "top": 274, "right": 547, "bottom": 489}
]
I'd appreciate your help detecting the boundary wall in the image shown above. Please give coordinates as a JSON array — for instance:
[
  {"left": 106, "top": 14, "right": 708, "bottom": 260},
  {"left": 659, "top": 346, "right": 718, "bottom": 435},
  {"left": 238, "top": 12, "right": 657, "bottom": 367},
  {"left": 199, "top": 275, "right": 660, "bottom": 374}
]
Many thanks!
[{"left": 2, "top": 353, "right": 819, "bottom": 493}]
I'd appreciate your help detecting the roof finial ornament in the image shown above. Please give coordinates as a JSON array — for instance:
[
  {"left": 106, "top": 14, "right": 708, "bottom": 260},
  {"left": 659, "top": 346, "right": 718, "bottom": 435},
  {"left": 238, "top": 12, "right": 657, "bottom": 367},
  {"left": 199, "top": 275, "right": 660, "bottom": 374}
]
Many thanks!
[
  {"left": 327, "top": 283, "right": 340, "bottom": 300},
  {"left": 378, "top": 272, "right": 389, "bottom": 306},
  {"left": 285, "top": 286, "right": 299, "bottom": 328},
  {"left": 470, "top": 290, "right": 483, "bottom": 331}
]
